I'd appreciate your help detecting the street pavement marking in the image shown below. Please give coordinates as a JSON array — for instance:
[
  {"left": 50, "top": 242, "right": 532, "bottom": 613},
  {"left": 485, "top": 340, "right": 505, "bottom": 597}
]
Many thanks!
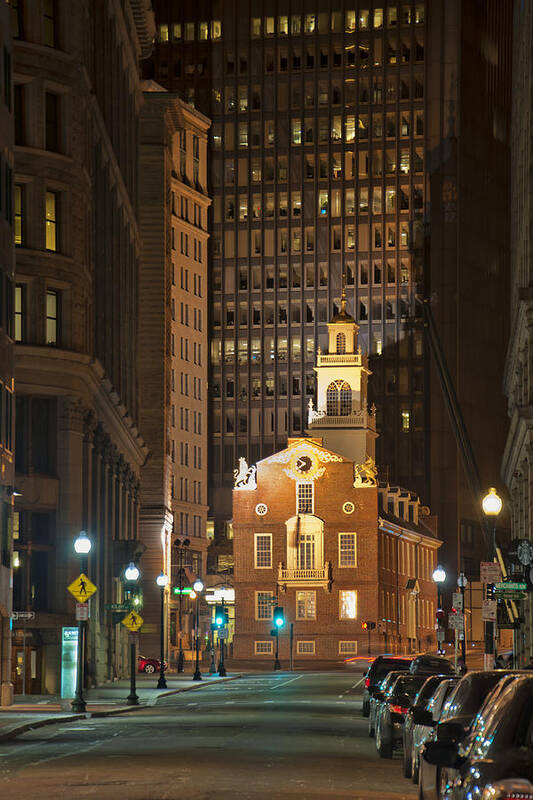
[
  {"left": 351, "top": 677, "right": 364, "bottom": 688},
  {"left": 269, "top": 674, "right": 302, "bottom": 690}
]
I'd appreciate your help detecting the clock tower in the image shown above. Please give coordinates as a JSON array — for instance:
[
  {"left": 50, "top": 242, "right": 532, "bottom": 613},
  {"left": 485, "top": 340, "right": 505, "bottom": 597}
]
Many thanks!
[{"left": 307, "top": 287, "right": 377, "bottom": 466}]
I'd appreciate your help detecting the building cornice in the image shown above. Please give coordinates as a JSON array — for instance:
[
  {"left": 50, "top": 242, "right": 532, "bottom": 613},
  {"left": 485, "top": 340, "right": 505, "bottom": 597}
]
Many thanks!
[
  {"left": 378, "top": 517, "right": 441, "bottom": 549},
  {"left": 14, "top": 347, "right": 148, "bottom": 469}
]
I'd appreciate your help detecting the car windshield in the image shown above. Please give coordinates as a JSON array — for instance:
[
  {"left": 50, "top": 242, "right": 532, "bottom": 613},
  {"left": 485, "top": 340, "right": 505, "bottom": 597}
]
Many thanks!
[
  {"left": 426, "top": 679, "right": 459, "bottom": 721},
  {"left": 414, "top": 658, "right": 454, "bottom": 674},
  {"left": 441, "top": 673, "right": 503, "bottom": 721},
  {"left": 372, "top": 660, "right": 410, "bottom": 683},
  {"left": 414, "top": 676, "right": 444, "bottom": 708},
  {"left": 380, "top": 671, "right": 407, "bottom": 692},
  {"left": 388, "top": 675, "right": 426, "bottom": 701},
  {"left": 460, "top": 675, "right": 522, "bottom": 756}
]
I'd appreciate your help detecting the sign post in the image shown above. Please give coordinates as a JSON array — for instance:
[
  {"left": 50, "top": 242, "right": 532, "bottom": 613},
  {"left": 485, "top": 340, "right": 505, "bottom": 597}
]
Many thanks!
[{"left": 67, "top": 574, "right": 98, "bottom": 713}]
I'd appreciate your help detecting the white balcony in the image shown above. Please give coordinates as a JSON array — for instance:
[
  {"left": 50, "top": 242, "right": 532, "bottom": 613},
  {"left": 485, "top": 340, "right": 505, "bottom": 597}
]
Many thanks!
[
  {"left": 316, "top": 353, "right": 363, "bottom": 366},
  {"left": 308, "top": 410, "right": 376, "bottom": 431},
  {"left": 277, "top": 562, "right": 332, "bottom": 592}
]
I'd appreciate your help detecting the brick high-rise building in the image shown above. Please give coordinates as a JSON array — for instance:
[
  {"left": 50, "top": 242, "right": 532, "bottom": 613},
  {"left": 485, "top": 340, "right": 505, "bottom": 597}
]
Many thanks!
[
  {"left": 146, "top": 1, "right": 512, "bottom": 588},
  {"left": 138, "top": 87, "right": 211, "bottom": 662}
]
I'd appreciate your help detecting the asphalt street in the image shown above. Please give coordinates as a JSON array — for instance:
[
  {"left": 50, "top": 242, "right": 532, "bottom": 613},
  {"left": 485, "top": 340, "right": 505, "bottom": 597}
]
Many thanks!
[{"left": 0, "top": 672, "right": 417, "bottom": 800}]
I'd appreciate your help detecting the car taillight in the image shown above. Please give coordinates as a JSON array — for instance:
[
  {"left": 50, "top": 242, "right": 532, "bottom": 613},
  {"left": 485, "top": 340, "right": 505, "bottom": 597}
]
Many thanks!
[
  {"left": 389, "top": 704, "right": 408, "bottom": 715},
  {"left": 365, "top": 677, "right": 370, "bottom": 688}
]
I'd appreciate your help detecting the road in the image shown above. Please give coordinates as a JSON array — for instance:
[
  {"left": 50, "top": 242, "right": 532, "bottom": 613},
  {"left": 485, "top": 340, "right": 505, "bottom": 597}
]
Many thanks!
[{"left": 0, "top": 672, "right": 417, "bottom": 799}]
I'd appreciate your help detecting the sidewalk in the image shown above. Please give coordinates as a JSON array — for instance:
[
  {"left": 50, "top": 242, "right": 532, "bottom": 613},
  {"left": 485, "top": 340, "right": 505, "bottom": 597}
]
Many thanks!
[{"left": 0, "top": 671, "right": 243, "bottom": 743}]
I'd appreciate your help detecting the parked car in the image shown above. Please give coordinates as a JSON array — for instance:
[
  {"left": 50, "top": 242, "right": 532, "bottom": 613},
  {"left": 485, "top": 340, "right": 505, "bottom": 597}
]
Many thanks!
[
  {"left": 481, "top": 780, "right": 533, "bottom": 800},
  {"left": 410, "top": 678, "right": 460, "bottom": 784},
  {"left": 403, "top": 675, "right": 449, "bottom": 778},
  {"left": 374, "top": 673, "right": 427, "bottom": 758},
  {"left": 437, "top": 672, "right": 527, "bottom": 798},
  {"left": 410, "top": 655, "right": 455, "bottom": 676},
  {"left": 138, "top": 655, "right": 167, "bottom": 674},
  {"left": 362, "top": 655, "right": 412, "bottom": 716},
  {"left": 423, "top": 674, "right": 533, "bottom": 799},
  {"left": 369, "top": 670, "right": 410, "bottom": 738},
  {"left": 418, "top": 671, "right": 512, "bottom": 800}
]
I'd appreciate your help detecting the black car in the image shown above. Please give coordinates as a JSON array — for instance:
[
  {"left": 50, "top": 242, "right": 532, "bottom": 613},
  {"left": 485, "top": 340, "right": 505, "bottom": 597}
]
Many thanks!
[
  {"left": 424, "top": 673, "right": 533, "bottom": 799},
  {"left": 418, "top": 671, "right": 513, "bottom": 800},
  {"left": 403, "top": 675, "right": 448, "bottom": 778},
  {"left": 374, "top": 673, "right": 427, "bottom": 758},
  {"left": 362, "top": 655, "right": 412, "bottom": 716},
  {"left": 369, "top": 670, "right": 412, "bottom": 738}
]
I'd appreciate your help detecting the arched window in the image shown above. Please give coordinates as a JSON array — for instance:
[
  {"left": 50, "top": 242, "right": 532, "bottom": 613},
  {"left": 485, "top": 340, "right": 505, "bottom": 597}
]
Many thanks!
[
  {"left": 326, "top": 380, "right": 352, "bottom": 416},
  {"left": 336, "top": 332, "right": 346, "bottom": 353}
]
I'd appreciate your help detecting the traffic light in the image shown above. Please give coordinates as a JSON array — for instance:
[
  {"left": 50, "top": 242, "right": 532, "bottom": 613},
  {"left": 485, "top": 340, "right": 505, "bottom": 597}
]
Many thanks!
[
  {"left": 362, "top": 621, "right": 376, "bottom": 630},
  {"left": 214, "top": 605, "right": 224, "bottom": 627},
  {"left": 273, "top": 606, "right": 285, "bottom": 628}
]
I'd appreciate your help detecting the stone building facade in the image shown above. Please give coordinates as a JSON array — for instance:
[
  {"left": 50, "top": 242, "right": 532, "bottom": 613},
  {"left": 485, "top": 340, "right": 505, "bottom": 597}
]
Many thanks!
[
  {"left": 0, "top": 0, "right": 15, "bottom": 706},
  {"left": 233, "top": 307, "right": 440, "bottom": 662},
  {"left": 138, "top": 87, "right": 210, "bottom": 661},
  {"left": 502, "top": 0, "right": 533, "bottom": 664},
  {"left": 10, "top": 0, "right": 153, "bottom": 695}
]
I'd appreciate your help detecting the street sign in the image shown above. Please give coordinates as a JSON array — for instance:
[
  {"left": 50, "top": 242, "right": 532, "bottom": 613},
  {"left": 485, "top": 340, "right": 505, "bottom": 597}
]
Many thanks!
[
  {"left": 68, "top": 573, "right": 97, "bottom": 603},
  {"left": 104, "top": 603, "right": 132, "bottom": 611},
  {"left": 121, "top": 610, "right": 143, "bottom": 632},
  {"left": 172, "top": 586, "right": 193, "bottom": 595},
  {"left": 480, "top": 562, "right": 502, "bottom": 583},
  {"left": 494, "top": 581, "right": 527, "bottom": 591},
  {"left": 218, "top": 627, "right": 229, "bottom": 640},
  {"left": 452, "top": 592, "right": 463, "bottom": 611},
  {"left": 448, "top": 611, "right": 464, "bottom": 630},
  {"left": 482, "top": 599, "right": 497, "bottom": 621},
  {"left": 494, "top": 589, "right": 527, "bottom": 600},
  {"left": 11, "top": 611, "right": 35, "bottom": 621},
  {"left": 76, "top": 602, "right": 89, "bottom": 621}
]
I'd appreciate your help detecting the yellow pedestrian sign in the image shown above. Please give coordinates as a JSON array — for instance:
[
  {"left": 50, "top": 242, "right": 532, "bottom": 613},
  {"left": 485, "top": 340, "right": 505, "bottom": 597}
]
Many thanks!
[
  {"left": 121, "top": 610, "right": 143, "bottom": 632},
  {"left": 68, "top": 573, "right": 97, "bottom": 603}
]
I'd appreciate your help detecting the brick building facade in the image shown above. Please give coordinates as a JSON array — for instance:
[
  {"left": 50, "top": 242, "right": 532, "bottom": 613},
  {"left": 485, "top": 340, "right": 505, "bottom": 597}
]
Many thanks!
[{"left": 233, "top": 304, "right": 440, "bottom": 662}]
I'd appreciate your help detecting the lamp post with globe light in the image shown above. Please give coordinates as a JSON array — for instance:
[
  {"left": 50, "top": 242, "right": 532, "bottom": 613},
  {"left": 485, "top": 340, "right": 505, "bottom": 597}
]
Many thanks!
[
  {"left": 71, "top": 531, "right": 92, "bottom": 713},
  {"left": 155, "top": 571, "right": 169, "bottom": 689},
  {"left": 482, "top": 488, "right": 503, "bottom": 670},
  {"left": 192, "top": 579, "right": 204, "bottom": 681},
  {"left": 125, "top": 562, "right": 140, "bottom": 705},
  {"left": 432, "top": 564, "right": 446, "bottom": 656}
]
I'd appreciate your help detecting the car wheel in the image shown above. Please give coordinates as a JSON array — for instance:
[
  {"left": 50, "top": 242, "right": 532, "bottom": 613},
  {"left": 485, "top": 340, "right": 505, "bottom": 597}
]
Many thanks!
[
  {"left": 143, "top": 663, "right": 156, "bottom": 674},
  {"left": 362, "top": 700, "right": 370, "bottom": 717},
  {"left": 376, "top": 726, "right": 393, "bottom": 759},
  {"left": 368, "top": 717, "right": 375, "bottom": 738}
]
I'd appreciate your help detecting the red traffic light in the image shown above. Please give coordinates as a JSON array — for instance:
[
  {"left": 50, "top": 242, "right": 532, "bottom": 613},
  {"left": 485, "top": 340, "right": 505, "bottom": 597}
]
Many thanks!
[{"left": 361, "top": 621, "right": 368, "bottom": 630}]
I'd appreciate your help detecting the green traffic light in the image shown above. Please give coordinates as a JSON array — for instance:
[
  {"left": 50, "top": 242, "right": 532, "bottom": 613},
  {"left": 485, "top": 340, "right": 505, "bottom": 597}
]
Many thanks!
[
  {"left": 215, "top": 616, "right": 223, "bottom": 625},
  {"left": 275, "top": 618, "right": 284, "bottom": 627}
]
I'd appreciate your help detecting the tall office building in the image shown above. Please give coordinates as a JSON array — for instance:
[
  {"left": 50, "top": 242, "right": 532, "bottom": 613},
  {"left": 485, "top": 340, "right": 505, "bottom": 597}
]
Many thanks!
[{"left": 147, "top": 1, "right": 512, "bottom": 584}]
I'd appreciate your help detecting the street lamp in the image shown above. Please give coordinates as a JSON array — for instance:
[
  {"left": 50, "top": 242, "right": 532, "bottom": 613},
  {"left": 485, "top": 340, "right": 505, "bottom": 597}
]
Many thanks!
[
  {"left": 457, "top": 572, "right": 468, "bottom": 669},
  {"left": 433, "top": 565, "right": 446, "bottom": 657},
  {"left": 125, "top": 563, "right": 140, "bottom": 705},
  {"left": 192, "top": 579, "right": 204, "bottom": 681},
  {"left": 482, "top": 487, "right": 502, "bottom": 670},
  {"left": 173, "top": 538, "right": 190, "bottom": 672},
  {"left": 156, "top": 571, "right": 169, "bottom": 689},
  {"left": 72, "top": 531, "right": 92, "bottom": 713}
]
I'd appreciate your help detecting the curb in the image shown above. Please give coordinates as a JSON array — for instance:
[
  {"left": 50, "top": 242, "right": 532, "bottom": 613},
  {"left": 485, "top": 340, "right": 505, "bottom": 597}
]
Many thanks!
[
  {"left": 0, "top": 674, "right": 246, "bottom": 736},
  {"left": 0, "top": 713, "right": 86, "bottom": 743}
]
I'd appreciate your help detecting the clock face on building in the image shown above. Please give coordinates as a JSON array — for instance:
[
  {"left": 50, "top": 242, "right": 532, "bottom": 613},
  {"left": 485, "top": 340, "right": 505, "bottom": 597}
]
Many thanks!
[{"left": 295, "top": 455, "right": 313, "bottom": 474}]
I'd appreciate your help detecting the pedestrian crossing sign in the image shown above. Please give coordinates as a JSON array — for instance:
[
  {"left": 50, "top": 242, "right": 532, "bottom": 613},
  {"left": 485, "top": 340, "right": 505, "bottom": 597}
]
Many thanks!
[
  {"left": 68, "top": 573, "right": 97, "bottom": 603},
  {"left": 121, "top": 611, "right": 144, "bottom": 632}
]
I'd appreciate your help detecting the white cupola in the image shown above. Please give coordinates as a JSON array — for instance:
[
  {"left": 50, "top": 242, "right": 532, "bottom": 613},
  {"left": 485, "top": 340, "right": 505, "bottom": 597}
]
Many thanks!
[{"left": 306, "top": 284, "right": 377, "bottom": 464}]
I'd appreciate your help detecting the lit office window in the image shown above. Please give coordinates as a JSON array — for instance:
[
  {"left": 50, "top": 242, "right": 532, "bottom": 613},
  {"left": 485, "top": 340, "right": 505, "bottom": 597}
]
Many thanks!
[
  {"left": 14, "top": 185, "right": 23, "bottom": 246},
  {"left": 339, "top": 590, "right": 357, "bottom": 619},
  {"left": 14, "top": 284, "right": 25, "bottom": 343},
  {"left": 45, "top": 191, "right": 58, "bottom": 251}
]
